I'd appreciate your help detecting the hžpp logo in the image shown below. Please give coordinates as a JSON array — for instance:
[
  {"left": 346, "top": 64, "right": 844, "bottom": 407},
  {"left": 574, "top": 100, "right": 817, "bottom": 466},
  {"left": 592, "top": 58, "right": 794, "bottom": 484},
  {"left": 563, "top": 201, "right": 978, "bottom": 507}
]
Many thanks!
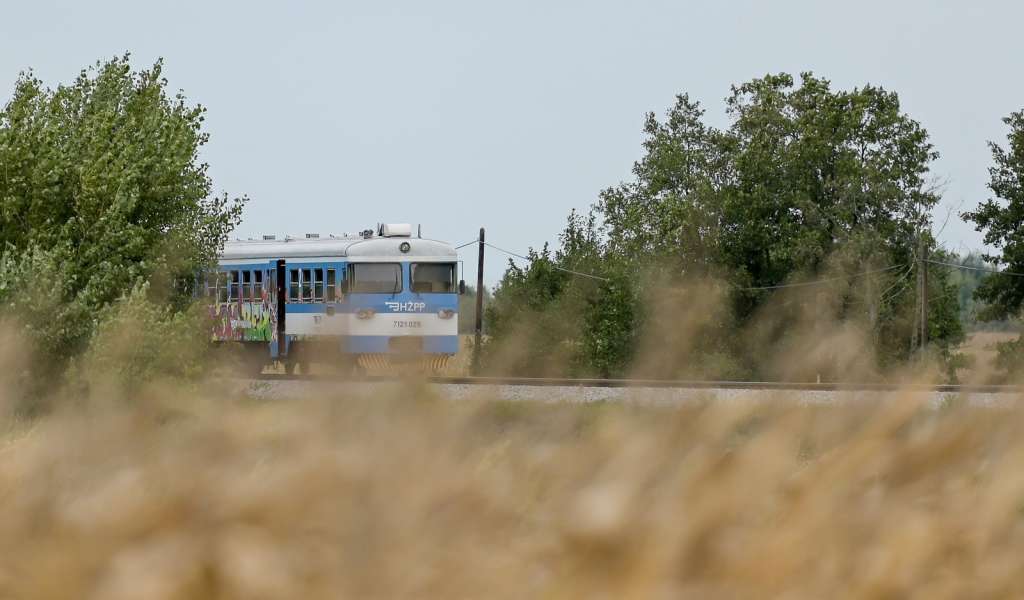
[{"left": 385, "top": 301, "right": 426, "bottom": 312}]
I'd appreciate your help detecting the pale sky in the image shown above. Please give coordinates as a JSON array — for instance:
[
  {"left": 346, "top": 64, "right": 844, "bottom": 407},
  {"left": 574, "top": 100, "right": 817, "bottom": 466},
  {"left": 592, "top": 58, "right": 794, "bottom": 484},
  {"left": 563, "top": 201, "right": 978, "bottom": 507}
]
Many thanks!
[{"left": 3, "top": 0, "right": 1022, "bottom": 284}]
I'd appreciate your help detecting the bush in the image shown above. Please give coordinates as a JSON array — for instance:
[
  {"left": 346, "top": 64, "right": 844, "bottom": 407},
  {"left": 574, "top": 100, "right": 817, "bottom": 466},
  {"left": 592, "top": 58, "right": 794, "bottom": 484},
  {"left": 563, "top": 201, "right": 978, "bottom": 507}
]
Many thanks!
[
  {"left": 76, "top": 284, "right": 211, "bottom": 393},
  {"left": 994, "top": 336, "right": 1024, "bottom": 382}
]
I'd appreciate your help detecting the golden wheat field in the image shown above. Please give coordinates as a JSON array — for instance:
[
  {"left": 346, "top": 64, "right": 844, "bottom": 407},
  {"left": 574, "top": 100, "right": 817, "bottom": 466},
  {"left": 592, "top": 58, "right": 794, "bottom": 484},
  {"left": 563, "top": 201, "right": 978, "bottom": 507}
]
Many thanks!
[{"left": 0, "top": 376, "right": 1022, "bottom": 599}]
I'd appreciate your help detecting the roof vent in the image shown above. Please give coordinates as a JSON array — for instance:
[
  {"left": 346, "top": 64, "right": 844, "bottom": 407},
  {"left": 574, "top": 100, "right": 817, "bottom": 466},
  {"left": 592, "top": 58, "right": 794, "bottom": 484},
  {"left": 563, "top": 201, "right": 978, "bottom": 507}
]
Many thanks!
[
  {"left": 305, "top": 233, "right": 319, "bottom": 239},
  {"left": 381, "top": 223, "right": 413, "bottom": 238},
  {"left": 361, "top": 229, "right": 374, "bottom": 239},
  {"left": 262, "top": 234, "right": 276, "bottom": 241}
]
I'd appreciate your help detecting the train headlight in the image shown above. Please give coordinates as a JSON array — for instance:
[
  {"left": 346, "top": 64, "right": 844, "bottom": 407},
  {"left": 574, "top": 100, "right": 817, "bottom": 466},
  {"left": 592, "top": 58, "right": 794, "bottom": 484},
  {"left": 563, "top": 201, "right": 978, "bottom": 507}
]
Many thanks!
[
  {"left": 438, "top": 309, "right": 455, "bottom": 320},
  {"left": 356, "top": 308, "right": 376, "bottom": 319}
]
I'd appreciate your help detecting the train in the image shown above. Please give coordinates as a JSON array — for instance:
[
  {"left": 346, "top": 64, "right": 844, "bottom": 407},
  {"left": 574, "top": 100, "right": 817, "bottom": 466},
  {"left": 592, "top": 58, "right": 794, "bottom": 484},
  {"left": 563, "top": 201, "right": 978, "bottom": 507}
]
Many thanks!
[{"left": 204, "top": 223, "right": 464, "bottom": 374}]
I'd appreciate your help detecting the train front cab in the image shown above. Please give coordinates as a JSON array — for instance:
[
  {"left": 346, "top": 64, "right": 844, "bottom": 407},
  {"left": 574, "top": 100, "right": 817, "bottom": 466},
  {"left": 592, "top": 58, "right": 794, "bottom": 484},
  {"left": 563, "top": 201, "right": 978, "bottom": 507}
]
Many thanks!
[{"left": 342, "top": 260, "right": 460, "bottom": 374}]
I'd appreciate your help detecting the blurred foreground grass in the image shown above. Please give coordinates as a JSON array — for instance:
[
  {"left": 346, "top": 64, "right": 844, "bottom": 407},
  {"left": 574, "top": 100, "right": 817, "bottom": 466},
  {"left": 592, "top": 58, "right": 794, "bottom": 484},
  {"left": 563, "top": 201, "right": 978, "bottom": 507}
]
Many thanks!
[{"left": 1, "top": 383, "right": 1024, "bottom": 599}]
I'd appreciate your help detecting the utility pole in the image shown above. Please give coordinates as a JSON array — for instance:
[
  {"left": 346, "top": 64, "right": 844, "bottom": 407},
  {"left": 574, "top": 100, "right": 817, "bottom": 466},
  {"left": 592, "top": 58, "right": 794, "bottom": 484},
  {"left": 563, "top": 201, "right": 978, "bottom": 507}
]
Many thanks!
[
  {"left": 915, "top": 234, "right": 929, "bottom": 357},
  {"left": 866, "top": 267, "right": 878, "bottom": 350},
  {"left": 472, "top": 228, "right": 485, "bottom": 372},
  {"left": 920, "top": 239, "right": 928, "bottom": 355},
  {"left": 866, "top": 270, "right": 877, "bottom": 328}
]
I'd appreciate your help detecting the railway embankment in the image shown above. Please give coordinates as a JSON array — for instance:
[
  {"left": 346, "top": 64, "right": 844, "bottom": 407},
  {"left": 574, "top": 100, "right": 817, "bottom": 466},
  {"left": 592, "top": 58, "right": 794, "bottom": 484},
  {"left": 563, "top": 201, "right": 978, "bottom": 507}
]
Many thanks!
[{"left": 235, "top": 376, "right": 1022, "bottom": 408}]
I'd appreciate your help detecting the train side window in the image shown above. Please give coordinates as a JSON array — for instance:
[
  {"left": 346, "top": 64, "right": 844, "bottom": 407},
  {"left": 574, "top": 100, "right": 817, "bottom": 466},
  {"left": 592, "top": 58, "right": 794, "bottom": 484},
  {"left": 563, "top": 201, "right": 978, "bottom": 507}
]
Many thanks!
[
  {"left": 313, "top": 269, "right": 324, "bottom": 302},
  {"left": 218, "top": 272, "right": 229, "bottom": 303},
  {"left": 289, "top": 269, "right": 300, "bottom": 303},
  {"left": 242, "top": 270, "right": 252, "bottom": 301},
  {"left": 254, "top": 270, "right": 264, "bottom": 299},
  {"left": 230, "top": 271, "right": 241, "bottom": 302},
  {"left": 178, "top": 277, "right": 192, "bottom": 299},
  {"left": 326, "top": 269, "right": 336, "bottom": 301},
  {"left": 301, "top": 269, "right": 313, "bottom": 302}
]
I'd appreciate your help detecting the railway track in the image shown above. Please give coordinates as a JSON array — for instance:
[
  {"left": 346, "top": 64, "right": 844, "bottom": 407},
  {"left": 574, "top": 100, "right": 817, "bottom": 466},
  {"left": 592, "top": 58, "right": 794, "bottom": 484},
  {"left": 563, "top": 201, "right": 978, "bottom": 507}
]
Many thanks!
[{"left": 250, "top": 373, "right": 1022, "bottom": 394}]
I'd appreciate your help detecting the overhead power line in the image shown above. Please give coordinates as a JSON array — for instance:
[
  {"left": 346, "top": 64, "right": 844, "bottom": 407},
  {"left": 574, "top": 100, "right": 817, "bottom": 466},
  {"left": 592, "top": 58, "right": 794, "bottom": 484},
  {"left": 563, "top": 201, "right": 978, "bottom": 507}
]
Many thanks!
[
  {"left": 456, "top": 231, "right": 984, "bottom": 291},
  {"left": 735, "top": 263, "right": 908, "bottom": 291},
  {"left": 925, "top": 258, "right": 1024, "bottom": 278},
  {"left": 460, "top": 235, "right": 913, "bottom": 289},
  {"left": 879, "top": 263, "right": 916, "bottom": 304},
  {"left": 483, "top": 242, "right": 611, "bottom": 282}
]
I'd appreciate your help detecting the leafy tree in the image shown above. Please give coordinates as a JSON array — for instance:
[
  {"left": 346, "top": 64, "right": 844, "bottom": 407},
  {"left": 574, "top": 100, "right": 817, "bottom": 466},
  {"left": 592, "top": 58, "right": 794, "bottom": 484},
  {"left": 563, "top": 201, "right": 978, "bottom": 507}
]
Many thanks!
[
  {"left": 964, "top": 110, "right": 1024, "bottom": 377},
  {"left": 599, "top": 94, "right": 727, "bottom": 272},
  {"left": 481, "top": 210, "right": 640, "bottom": 377},
  {"left": 924, "top": 250, "right": 967, "bottom": 379},
  {"left": 488, "top": 73, "right": 964, "bottom": 380},
  {"left": 481, "top": 243, "right": 575, "bottom": 376},
  {"left": 560, "top": 210, "right": 639, "bottom": 377},
  {"left": 579, "top": 270, "right": 639, "bottom": 377},
  {"left": 963, "top": 111, "right": 1024, "bottom": 321},
  {"left": 943, "top": 252, "right": 1011, "bottom": 329},
  {"left": 598, "top": 73, "right": 958, "bottom": 374},
  {"left": 0, "top": 55, "right": 244, "bottom": 380}
]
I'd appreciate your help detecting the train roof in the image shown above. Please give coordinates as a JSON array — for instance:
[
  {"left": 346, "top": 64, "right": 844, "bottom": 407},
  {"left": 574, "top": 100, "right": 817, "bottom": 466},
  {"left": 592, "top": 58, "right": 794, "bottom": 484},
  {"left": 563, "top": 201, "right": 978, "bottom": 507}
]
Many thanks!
[{"left": 220, "top": 235, "right": 458, "bottom": 262}]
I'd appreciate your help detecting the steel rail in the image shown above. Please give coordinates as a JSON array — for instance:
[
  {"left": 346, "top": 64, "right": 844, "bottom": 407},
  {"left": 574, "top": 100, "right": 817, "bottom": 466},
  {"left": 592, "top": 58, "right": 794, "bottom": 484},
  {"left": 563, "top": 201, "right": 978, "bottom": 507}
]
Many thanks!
[{"left": 249, "top": 374, "right": 1023, "bottom": 394}]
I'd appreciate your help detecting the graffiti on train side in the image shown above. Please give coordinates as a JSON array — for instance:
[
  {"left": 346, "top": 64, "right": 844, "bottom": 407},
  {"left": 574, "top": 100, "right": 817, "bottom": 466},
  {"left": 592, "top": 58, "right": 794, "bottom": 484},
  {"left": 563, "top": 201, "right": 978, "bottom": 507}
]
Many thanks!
[{"left": 210, "top": 295, "right": 277, "bottom": 342}]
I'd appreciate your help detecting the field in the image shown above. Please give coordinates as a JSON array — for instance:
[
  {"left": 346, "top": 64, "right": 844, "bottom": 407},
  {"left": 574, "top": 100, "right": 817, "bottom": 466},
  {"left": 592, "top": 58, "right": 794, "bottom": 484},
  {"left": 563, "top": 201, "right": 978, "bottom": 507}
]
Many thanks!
[{"left": 2, "top": 380, "right": 1024, "bottom": 598}]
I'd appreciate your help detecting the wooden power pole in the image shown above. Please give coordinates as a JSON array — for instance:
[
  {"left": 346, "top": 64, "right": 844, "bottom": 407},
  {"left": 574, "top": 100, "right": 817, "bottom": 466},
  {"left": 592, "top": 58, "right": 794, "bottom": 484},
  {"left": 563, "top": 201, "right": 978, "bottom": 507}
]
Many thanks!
[
  {"left": 920, "top": 240, "right": 928, "bottom": 354},
  {"left": 916, "top": 236, "right": 929, "bottom": 357},
  {"left": 472, "top": 228, "right": 485, "bottom": 371}
]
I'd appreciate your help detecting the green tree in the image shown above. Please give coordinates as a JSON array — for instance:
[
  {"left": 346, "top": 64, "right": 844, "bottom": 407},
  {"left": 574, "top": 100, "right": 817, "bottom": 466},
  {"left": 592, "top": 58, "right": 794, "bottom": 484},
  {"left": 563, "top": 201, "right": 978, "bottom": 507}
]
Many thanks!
[
  {"left": 599, "top": 93, "right": 727, "bottom": 272},
  {"left": 963, "top": 110, "right": 1024, "bottom": 377},
  {"left": 944, "top": 252, "right": 1009, "bottom": 329},
  {"left": 0, "top": 55, "right": 244, "bottom": 379},
  {"left": 599, "top": 73, "right": 958, "bottom": 375},
  {"left": 481, "top": 210, "right": 639, "bottom": 377},
  {"left": 488, "top": 73, "right": 964, "bottom": 380},
  {"left": 963, "top": 111, "right": 1024, "bottom": 320},
  {"left": 579, "top": 269, "right": 639, "bottom": 377},
  {"left": 481, "top": 243, "right": 574, "bottom": 376}
]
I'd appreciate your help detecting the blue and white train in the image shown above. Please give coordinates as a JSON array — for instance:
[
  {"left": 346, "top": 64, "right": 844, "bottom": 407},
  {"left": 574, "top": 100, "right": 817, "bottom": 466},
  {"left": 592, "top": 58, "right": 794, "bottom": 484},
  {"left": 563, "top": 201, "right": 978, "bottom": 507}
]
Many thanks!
[{"left": 204, "top": 223, "right": 463, "bottom": 373}]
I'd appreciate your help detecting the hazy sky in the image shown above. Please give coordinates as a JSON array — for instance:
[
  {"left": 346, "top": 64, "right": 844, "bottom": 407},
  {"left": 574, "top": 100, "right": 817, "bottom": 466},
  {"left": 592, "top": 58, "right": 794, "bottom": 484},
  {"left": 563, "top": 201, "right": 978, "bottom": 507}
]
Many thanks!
[{"left": 3, "top": 0, "right": 1022, "bottom": 283}]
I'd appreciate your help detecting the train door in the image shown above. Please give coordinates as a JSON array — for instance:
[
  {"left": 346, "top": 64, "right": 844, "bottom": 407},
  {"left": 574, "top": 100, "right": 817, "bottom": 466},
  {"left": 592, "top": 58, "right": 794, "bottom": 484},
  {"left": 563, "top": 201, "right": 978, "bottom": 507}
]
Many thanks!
[
  {"left": 321, "top": 263, "right": 347, "bottom": 336},
  {"left": 274, "top": 259, "right": 286, "bottom": 357}
]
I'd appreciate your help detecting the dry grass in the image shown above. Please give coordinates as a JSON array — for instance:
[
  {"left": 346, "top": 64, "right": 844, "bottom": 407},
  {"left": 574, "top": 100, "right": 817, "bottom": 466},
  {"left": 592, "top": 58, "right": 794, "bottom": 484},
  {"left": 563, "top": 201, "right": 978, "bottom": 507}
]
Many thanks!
[{"left": 2, "top": 380, "right": 1024, "bottom": 598}]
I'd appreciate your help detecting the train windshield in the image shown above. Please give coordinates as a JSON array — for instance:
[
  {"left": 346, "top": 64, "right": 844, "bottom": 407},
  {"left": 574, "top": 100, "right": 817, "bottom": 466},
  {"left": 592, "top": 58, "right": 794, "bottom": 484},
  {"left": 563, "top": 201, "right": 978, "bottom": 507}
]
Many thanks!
[
  {"left": 411, "top": 263, "right": 456, "bottom": 293},
  {"left": 348, "top": 263, "right": 402, "bottom": 293}
]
